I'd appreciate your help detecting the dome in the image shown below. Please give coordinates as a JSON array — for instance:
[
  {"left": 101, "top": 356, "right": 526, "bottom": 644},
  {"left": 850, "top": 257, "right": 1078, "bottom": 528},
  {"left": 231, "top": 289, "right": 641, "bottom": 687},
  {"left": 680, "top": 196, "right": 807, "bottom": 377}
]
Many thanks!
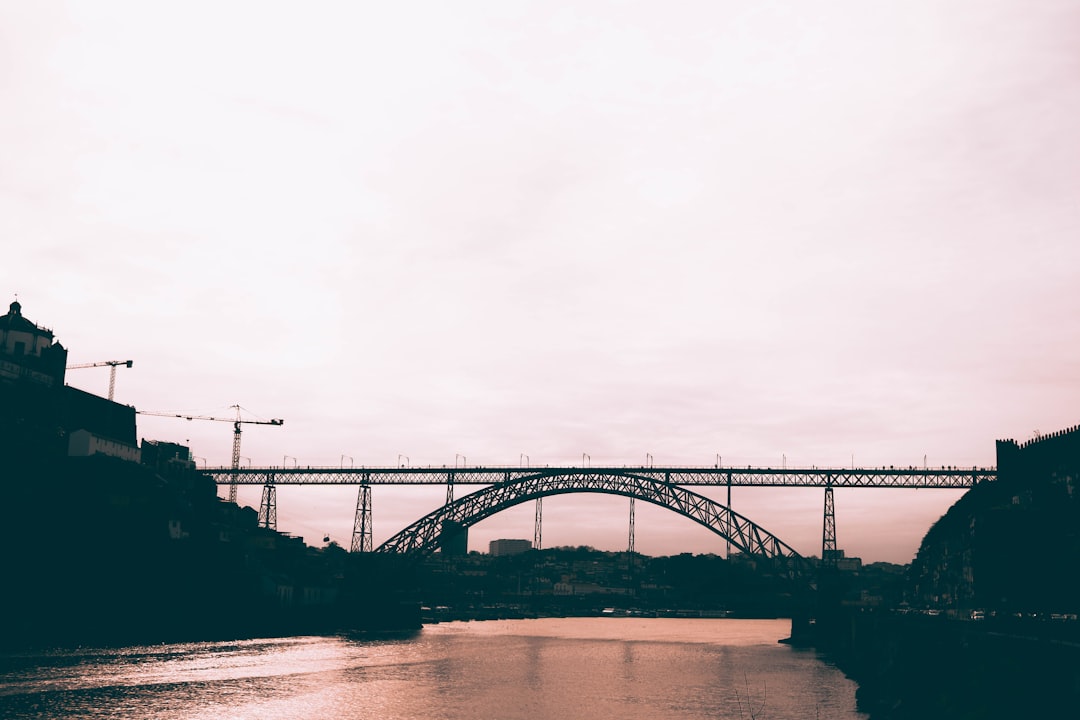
[{"left": 1, "top": 299, "right": 54, "bottom": 337}]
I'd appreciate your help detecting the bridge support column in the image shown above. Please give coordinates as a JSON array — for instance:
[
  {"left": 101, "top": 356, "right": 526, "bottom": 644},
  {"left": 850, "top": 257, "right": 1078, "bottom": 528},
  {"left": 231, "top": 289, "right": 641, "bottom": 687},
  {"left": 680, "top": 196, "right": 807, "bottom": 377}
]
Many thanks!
[
  {"left": 726, "top": 473, "right": 732, "bottom": 559},
  {"left": 628, "top": 497, "right": 636, "bottom": 553},
  {"left": 822, "top": 485, "right": 837, "bottom": 568},
  {"left": 533, "top": 497, "right": 542, "bottom": 550},
  {"left": 351, "top": 484, "right": 372, "bottom": 553},
  {"left": 258, "top": 475, "right": 277, "bottom": 530}
]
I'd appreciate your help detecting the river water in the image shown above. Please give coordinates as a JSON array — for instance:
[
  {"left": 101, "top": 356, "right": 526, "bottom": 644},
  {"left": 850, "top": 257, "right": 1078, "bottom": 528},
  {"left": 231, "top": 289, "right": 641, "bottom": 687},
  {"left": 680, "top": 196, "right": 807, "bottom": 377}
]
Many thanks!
[{"left": 0, "top": 618, "right": 867, "bottom": 719}]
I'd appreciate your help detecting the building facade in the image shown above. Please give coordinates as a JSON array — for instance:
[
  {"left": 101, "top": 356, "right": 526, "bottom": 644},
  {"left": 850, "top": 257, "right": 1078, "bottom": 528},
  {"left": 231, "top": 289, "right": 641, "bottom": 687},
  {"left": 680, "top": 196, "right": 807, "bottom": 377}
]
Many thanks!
[{"left": 489, "top": 538, "right": 532, "bottom": 556}]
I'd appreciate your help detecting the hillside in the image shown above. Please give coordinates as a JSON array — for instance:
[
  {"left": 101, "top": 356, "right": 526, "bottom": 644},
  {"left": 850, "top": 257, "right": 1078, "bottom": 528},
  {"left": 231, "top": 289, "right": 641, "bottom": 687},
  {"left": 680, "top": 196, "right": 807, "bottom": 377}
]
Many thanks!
[{"left": 908, "top": 427, "right": 1080, "bottom": 613}]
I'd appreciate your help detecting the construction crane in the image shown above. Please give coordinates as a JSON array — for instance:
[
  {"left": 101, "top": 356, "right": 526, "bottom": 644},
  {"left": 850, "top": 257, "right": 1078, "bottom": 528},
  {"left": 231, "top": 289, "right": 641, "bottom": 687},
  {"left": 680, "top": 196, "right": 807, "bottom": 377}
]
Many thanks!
[
  {"left": 136, "top": 404, "right": 283, "bottom": 503},
  {"left": 66, "top": 359, "right": 133, "bottom": 400}
]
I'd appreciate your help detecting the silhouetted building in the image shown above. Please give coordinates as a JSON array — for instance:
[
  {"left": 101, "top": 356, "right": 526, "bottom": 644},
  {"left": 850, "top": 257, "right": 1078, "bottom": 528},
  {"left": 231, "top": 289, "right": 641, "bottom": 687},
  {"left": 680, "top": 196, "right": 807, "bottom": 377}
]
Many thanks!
[
  {"left": 824, "top": 548, "right": 862, "bottom": 572},
  {"left": 141, "top": 439, "right": 194, "bottom": 473},
  {"left": 62, "top": 385, "right": 138, "bottom": 460},
  {"left": 489, "top": 538, "right": 532, "bottom": 556},
  {"left": 1, "top": 300, "right": 137, "bottom": 461},
  {"left": 0, "top": 299, "right": 68, "bottom": 388},
  {"left": 2, "top": 300, "right": 70, "bottom": 456}
]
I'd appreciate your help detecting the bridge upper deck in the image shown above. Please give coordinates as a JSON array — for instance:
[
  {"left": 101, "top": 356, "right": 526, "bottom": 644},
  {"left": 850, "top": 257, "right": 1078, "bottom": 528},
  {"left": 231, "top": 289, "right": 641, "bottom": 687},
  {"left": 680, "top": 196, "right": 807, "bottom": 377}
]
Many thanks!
[{"left": 203, "top": 465, "right": 991, "bottom": 489}]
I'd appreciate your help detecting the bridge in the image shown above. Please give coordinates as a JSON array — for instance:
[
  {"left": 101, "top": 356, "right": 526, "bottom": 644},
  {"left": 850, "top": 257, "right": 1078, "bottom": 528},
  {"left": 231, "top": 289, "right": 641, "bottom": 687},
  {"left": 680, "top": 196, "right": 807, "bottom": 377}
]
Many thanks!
[{"left": 203, "top": 464, "right": 994, "bottom": 568}]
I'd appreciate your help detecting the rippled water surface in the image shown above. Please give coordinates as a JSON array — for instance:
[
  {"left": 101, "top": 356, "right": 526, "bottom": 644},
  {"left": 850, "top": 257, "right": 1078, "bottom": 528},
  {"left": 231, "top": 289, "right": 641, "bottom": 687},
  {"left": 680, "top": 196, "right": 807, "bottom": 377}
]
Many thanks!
[{"left": 0, "top": 618, "right": 866, "bottom": 719}]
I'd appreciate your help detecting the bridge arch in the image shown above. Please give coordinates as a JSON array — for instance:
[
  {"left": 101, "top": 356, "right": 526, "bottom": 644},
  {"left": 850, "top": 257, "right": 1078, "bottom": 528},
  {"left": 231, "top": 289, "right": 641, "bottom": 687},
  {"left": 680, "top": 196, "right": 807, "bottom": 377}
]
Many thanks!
[{"left": 375, "top": 470, "right": 807, "bottom": 578}]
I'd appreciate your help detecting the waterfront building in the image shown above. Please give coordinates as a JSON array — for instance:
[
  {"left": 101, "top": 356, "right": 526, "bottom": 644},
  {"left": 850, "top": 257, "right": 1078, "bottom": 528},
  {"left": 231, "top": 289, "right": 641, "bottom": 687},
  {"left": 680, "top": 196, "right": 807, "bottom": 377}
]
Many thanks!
[{"left": 489, "top": 538, "right": 532, "bottom": 556}]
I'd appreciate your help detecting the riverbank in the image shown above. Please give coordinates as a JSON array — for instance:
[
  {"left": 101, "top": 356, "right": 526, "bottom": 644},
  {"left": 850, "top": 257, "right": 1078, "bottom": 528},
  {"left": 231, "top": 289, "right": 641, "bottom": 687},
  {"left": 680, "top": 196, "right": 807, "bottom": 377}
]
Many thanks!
[{"left": 808, "top": 607, "right": 1080, "bottom": 719}]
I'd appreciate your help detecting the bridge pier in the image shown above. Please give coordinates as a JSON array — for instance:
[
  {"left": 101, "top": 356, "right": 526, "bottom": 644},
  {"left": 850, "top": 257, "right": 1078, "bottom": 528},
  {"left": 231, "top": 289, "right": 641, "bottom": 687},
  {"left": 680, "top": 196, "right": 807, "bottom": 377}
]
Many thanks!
[
  {"left": 726, "top": 472, "right": 732, "bottom": 558},
  {"left": 533, "top": 497, "right": 542, "bottom": 550},
  {"left": 351, "top": 484, "right": 372, "bottom": 552},
  {"left": 822, "top": 485, "right": 837, "bottom": 568},
  {"left": 258, "top": 475, "right": 277, "bottom": 530}
]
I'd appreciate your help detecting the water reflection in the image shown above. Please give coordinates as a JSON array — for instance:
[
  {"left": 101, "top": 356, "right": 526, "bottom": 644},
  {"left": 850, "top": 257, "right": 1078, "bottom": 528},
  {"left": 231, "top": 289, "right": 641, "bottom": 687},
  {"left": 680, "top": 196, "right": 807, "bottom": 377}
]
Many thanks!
[{"left": 1, "top": 619, "right": 867, "bottom": 720}]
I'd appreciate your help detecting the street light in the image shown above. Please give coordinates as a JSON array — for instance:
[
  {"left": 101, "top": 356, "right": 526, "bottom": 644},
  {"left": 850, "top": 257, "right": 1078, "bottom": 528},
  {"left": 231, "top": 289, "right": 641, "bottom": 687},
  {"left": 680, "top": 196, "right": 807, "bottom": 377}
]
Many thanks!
[
  {"left": 520, "top": 453, "right": 529, "bottom": 467},
  {"left": 284, "top": 455, "right": 297, "bottom": 468},
  {"left": 398, "top": 454, "right": 409, "bottom": 468},
  {"left": 455, "top": 453, "right": 466, "bottom": 468},
  {"left": 645, "top": 453, "right": 653, "bottom": 468},
  {"left": 341, "top": 454, "right": 353, "bottom": 468},
  {"left": 582, "top": 453, "right": 590, "bottom": 467}
]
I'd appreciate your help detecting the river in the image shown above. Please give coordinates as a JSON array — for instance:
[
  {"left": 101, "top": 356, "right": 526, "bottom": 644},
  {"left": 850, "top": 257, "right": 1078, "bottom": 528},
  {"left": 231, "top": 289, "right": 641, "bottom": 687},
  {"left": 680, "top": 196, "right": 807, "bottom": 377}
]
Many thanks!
[{"left": 0, "top": 618, "right": 867, "bottom": 719}]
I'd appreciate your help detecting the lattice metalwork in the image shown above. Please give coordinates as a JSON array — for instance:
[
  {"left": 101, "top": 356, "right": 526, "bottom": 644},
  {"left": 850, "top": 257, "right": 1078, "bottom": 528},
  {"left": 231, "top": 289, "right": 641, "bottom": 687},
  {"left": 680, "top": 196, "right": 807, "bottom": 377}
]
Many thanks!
[
  {"left": 822, "top": 486, "right": 837, "bottom": 568},
  {"left": 229, "top": 422, "right": 242, "bottom": 504},
  {"left": 351, "top": 484, "right": 372, "bottom": 553},
  {"left": 374, "top": 471, "right": 808, "bottom": 578},
  {"left": 258, "top": 479, "right": 277, "bottom": 531},
  {"left": 534, "top": 497, "right": 543, "bottom": 550},
  {"left": 205, "top": 465, "right": 992, "bottom": 489}
]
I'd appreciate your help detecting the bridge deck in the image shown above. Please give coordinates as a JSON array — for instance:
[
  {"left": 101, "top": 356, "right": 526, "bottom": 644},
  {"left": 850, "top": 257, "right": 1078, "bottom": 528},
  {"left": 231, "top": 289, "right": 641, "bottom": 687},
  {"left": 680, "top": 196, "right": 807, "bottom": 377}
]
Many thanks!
[{"left": 203, "top": 466, "right": 991, "bottom": 488}]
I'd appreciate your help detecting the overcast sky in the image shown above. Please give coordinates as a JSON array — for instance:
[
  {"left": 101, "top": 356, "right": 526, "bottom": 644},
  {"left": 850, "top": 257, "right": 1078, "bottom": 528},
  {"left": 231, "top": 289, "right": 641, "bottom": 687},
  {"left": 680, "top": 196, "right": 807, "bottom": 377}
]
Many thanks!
[{"left": 3, "top": 1, "right": 1078, "bottom": 563}]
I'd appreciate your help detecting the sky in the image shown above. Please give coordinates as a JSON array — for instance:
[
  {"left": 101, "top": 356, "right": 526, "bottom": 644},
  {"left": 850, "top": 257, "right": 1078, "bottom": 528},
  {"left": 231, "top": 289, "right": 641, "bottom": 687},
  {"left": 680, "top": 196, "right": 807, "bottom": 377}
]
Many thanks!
[{"left": 3, "top": 1, "right": 1078, "bottom": 564}]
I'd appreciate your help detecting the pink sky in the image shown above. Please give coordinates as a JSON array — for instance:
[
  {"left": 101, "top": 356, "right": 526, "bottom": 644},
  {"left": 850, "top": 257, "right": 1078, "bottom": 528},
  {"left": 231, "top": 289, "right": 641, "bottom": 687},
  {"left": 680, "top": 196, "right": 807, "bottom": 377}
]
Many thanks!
[{"left": 3, "top": 1, "right": 1078, "bottom": 563}]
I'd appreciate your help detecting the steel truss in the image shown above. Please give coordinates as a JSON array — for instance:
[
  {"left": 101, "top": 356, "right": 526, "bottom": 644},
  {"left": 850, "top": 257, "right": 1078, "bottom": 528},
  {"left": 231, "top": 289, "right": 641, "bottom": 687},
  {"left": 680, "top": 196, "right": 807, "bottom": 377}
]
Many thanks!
[
  {"left": 204, "top": 465, "right": 992, "bottom": 488},
  {"left": 374, "top": 472, "right": 808, "bottom": 578},
  {"left": 351, "top": 485, "right": 372, "bottom": 553},
  {"left": 258, "top": 480, "right": 277, "bottom": 530}
]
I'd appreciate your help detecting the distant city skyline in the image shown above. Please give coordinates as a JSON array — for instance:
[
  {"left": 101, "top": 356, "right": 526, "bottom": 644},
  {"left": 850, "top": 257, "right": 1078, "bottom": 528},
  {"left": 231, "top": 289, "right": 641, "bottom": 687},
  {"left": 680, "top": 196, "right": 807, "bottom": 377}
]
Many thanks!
[{"left": 4, "top": 1, "right": 1078, "bottom": 563}]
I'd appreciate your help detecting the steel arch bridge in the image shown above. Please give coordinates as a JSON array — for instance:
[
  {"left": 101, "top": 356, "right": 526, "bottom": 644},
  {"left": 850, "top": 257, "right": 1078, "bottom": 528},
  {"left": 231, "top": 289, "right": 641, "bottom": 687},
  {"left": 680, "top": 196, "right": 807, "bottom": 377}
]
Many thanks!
[
  {"left": 374, "top": 470, "right": 808, "bottom": 578},
  {"left": 203, "top": 463, "right": 987, "bottom": 562}
]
